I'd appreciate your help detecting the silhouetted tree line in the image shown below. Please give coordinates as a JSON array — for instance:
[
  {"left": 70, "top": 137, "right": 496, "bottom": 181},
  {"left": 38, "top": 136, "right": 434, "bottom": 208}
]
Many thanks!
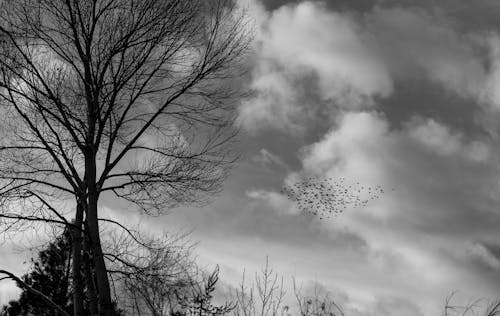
[
  {"left": 3, "top": 228, "right": 500, "bottom": 316},
  {"left": 0, "top": 230, "right": 233, "bottom": 316},
  {"left": 0, "top": 230, "right": 346, "bottom": 316}
]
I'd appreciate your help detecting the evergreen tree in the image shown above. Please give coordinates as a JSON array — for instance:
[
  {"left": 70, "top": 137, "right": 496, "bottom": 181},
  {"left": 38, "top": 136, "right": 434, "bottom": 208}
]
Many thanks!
[
  {"left": 0, "top": 230, "right": 122, "bottom": 315},
  {"left": 1, "top": 229, "right": 72, "bottom": 315},
  {"left": 177, "top": 267, "right": 234, "bottom": 316}
]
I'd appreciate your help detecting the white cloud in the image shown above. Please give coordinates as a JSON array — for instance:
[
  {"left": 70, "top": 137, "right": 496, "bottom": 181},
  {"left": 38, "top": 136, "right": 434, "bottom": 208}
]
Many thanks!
[
  {"left": 246, "top": 190, "right": 298, "bottom": 215},
  {"left": 260, "top": 3, "right": 392, "bottom": 102},
  {"left": 252, "top": 148, "right": 287, "bottom": 169},
  {"left": 407, "top": 118, "right": 462, "bottom": 156},
  {"left": 238, "top": 70, "right": 306, "bottom": 133},
  {"left": 406, "top": 117, "right": 493, "bottom": 163},
  {"left": 482, "top": 35, "right": 500, "bottom": 109},
  {"left": 238, "top": 2, "right": 392, "bottom": 133},
  {"left": 466, "top": 242, "right": 500, "bottom": 270},
  {"left": 300, "top": 112, "right": 390, "bottom": 184}
]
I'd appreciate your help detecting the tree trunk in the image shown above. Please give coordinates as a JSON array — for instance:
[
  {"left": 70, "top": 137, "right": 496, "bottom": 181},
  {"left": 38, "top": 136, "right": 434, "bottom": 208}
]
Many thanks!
[
  {"left": 87, "top": 197, "right": 114, "bottom": 316},
  {"left": 71, "top": 202, "right": 85, "bottom": 316},
  {"left": 85, "top": 154, "right": 114, "bottom": 316},
  {"left": 84, "top": 233, "right": 99, "bottom": 316}
]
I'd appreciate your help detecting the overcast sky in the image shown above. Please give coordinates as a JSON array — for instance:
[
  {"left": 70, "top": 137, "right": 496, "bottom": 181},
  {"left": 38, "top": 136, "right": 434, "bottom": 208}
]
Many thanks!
[{"left": 3, "top": 0, "right": 500, "bottom": 315}]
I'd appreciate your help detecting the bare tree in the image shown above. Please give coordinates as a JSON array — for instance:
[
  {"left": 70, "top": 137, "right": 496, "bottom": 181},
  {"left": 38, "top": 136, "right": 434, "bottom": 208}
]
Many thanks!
[
  {"left": 442, "top": 293, "right": 500, "bottom": 316},
  {"left": 111, "top": 230, "right": 197, "bottom": 315},
  {"left": 232, "top": 259, "right": 343, "bottom": 316},
  {"left": 292, "top": 279, "right": 343, "bottom": 316},
  {"left": 233, "top": 257, "right": 286, "bottom": 316},
  {"left": 0, "top": 0, "right": 250, "bottom": 315},
  {"left": 105, "top": 228, "right": 233, "bottom": 316}
]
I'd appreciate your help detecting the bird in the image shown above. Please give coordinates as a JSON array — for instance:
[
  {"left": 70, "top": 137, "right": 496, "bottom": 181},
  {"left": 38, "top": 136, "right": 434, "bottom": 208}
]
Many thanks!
[{"left": 281, "top": 177, "right": 384, "bottom": 219}]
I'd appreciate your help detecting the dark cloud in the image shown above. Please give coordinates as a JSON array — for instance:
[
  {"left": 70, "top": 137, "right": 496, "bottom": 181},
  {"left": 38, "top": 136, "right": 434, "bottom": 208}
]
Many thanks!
[
  {"left": 261, "top": 0, "right": 500, "bottom": 33},
  {"left": 379, "top": 79, "right": 486, "bottom": 137},
  {"left": 482, "top": 242, "right": 500, "bottom": 263},
  {"left": 378, "top": 0, "right": 500, "bottom": 32},
  {"left": 260, "top": 0, "right": 375, "bottom": 12}
]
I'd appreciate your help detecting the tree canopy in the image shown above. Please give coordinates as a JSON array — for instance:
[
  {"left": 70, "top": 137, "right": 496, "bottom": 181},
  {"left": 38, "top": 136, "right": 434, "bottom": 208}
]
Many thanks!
[{"left": 0, "top": 0, "right": 250, "bottom": 315}]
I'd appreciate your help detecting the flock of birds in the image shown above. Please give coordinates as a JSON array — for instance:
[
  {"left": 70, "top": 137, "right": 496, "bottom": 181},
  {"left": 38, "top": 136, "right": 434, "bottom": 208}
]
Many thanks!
[{"left": 280, "top": 177, "right": 385, "bottom": 219}]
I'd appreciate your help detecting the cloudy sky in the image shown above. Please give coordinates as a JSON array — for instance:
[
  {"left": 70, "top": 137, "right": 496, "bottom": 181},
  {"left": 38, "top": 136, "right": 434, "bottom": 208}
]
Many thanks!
[
  {"left": 4, "top": 0, "right": 500, "bottom": 315},
  {"left": 183, "top": 0, "right": 500, "bottom": 314}
]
